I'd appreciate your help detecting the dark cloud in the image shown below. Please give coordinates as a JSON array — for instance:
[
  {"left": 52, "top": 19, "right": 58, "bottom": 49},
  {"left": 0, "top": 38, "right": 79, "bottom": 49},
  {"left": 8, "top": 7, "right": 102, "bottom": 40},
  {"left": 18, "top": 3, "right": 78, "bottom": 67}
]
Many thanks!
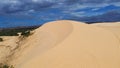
[
  {"left": 1, "top": 4, "right": 24, "bottom": 14},
  {"left": 69, "top": 10, "right": 120, "bottom": 23},
  {"left": 0, "top": 0, "right": 55, "bottom": 14},
  {"left": 64, "top": 0, "right": 120, "bottom": 5},
  {"left": 84, "top": 0, "right": 119, "bottom": 3},
  {"left": 0, "top": 0, "right": 120, "bottom": 14},
  {"left": 0, "top": 0, "right": 120, "bottom": 28}
]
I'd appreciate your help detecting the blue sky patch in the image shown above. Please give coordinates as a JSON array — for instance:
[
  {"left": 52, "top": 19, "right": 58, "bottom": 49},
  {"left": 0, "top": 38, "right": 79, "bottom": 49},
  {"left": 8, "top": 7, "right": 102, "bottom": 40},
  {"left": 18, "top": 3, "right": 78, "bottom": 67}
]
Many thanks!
[{"left": 0, "top": 0, "right": 120, "bottom": 28}]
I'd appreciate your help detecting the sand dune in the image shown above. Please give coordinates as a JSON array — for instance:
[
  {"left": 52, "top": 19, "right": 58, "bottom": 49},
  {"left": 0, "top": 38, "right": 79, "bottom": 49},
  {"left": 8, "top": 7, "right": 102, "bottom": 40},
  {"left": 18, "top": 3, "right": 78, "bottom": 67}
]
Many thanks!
[
  {"left": 0, "top": 36, "right": 19, "bottom": 63},
  {"left": 9, "top": 20, "right": 119, "bottom": 68},
  {"left": 91, "top": 22, "right": 120, "bottom": 39},
  {"left": 0, "top": 20, "right": 120, "bottom": 68}
]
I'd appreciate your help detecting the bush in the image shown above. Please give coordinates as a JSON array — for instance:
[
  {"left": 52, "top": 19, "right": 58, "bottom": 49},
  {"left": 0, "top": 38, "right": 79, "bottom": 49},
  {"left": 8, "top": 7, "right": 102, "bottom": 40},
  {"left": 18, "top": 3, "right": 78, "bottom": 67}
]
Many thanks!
[
  {"left": 21, "top": 30, "right": 31, "bottom": 37},
  {"left": 0, "top": 26, "right": 39, "bottom": 36},
  {"left": 0, "top": 64, "right": 14, "bottom": 68},
  {"left": 0, "top": 38, "right": 3, "bottom": 42},
  {"left": 2, "top": 65, "right": 9, "bottom": 68}
]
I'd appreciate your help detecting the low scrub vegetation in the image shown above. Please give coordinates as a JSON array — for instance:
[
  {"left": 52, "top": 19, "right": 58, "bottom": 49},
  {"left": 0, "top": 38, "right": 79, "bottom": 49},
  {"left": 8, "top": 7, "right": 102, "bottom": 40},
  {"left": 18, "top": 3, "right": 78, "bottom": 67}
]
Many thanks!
[
  {"left": 0, "top": 26, "right": 38, "bottom": 36},
  {"left": 0, "top": 38, "right": 3, "bottom": 42},
  {"left": 21, "top": 30, "right": 32, "bottom": 37},
  {"left": 0, "top": 64, "right": 14, "bottom": 68}
]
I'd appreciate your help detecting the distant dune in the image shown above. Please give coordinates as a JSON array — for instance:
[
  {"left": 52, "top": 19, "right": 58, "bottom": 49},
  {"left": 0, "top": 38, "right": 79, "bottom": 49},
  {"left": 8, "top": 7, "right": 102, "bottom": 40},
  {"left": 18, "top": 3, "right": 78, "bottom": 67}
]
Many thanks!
[
  {"left": 0, "top": 20, "right": 120, "bottom": 68},
  {"left": 91, "top": 22, "right": 120, "bottom": 39}
]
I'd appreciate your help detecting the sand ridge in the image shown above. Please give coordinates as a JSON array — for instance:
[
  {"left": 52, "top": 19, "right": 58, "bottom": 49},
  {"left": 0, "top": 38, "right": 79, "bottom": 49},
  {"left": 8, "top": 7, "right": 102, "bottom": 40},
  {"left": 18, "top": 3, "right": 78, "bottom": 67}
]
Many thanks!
[
  {"left": 10, "top": 21, "right": 74, "bottom": 67},
  {"left": 12, "top": 20, "right": 120, "bottom": 68},
  {"left": 91, "top": 22, "right": 120, "bottom": 40},
  {"left": 0, "top": 20, "right": 120, "bottom": 68}
]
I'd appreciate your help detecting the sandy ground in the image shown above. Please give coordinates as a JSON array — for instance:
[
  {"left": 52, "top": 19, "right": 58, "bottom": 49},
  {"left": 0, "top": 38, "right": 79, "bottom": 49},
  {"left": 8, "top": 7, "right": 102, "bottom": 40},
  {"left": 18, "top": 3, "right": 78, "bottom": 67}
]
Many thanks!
[
  {"left": 0, "top": 36, "right": 19, "bottom": 49},
  {"left": 0, "top": 20, "right": 120, "bottom": 68},
  {"left": 0, "top": 36, "right": 19, "bottom": 63},
  {"left": 91, "top": 22, "right": 120, "bottom": 39}
]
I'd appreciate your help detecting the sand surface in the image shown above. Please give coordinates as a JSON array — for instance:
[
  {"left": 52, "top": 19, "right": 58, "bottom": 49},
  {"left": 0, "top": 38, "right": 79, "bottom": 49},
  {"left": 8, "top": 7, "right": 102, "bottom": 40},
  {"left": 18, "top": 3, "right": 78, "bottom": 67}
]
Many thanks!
[
  {"left": 0, "top": 20, "right": 120, "bottom": 68},
  {"left": 91, "top": 22, "right": 120, "bottom": 39},
  {"left": 0, "top": 36, "right": 19, "bottom": 63}
]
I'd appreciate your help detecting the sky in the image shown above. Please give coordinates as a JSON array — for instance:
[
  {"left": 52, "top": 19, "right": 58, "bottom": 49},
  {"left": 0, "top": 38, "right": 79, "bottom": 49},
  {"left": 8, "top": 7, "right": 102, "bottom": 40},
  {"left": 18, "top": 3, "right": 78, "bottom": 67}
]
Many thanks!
[{"left": 0, "top": 0, "right": 120, "bottom": 28}]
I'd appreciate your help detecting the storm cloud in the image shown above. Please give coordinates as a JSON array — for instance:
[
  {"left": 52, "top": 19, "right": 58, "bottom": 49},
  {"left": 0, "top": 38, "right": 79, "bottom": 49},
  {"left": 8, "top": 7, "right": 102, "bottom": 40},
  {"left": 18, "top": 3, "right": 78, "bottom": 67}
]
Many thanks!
[{"left": 0, "top": 0, "right": 120, "bottom": 14}]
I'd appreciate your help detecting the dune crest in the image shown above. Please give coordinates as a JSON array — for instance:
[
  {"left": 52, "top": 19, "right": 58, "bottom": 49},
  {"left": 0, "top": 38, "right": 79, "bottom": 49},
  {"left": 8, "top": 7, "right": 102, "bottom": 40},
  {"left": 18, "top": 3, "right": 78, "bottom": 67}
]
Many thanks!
[
  {"left": 10, "top": 20, "right": 73, "bottom": 67},
  {"left": 9, "top": 20, "right": 120, "bottom": 68},
  {"left": 91, "top": 22, "right": 120, "bottom": 40}
]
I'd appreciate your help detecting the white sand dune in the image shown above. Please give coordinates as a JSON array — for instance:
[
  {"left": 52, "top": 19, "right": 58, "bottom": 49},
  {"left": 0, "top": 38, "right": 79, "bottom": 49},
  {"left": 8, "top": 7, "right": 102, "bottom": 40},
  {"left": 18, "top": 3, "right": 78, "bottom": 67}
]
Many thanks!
[
  {"left": 0, "top": 36, "right": 19, "bottom": 63},
  {"left": 91, "top": 22, "right": 120, "bottom": 39},
  {"left": 8, "top": 20, "right": 119, "bottom": 68}
]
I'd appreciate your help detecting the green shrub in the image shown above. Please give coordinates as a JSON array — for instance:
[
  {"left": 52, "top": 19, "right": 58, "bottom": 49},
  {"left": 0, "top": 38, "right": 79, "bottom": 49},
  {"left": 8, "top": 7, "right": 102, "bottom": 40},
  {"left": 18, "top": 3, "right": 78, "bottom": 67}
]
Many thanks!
[
  {"left": 2, "top": 65, "right": 9, "bottom": 68},
  {"left": 0, "top": 27, "right": 36, "bottom": 36},
  {"left": 0, "top": 64, "right": 14, "bottom": 68},
  {"left": 21, "top": 30, "right": 31, "bottom": 37}
]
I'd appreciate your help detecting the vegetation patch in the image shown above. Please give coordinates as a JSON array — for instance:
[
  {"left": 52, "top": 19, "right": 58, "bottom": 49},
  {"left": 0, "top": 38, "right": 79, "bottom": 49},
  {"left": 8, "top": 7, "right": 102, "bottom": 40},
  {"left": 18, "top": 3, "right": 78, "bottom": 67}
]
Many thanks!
[
  {"left": 0, "top": 64, "right": 14, "bottom": 68},
  {"left": 0, "top": 28, "right": 34, "bottom": 36},
  {"left": 21, "top": 30, "right": 32, "bottom": 37},
  {"left": 0, "top": 38, "right": 3, "bottom": 42}
]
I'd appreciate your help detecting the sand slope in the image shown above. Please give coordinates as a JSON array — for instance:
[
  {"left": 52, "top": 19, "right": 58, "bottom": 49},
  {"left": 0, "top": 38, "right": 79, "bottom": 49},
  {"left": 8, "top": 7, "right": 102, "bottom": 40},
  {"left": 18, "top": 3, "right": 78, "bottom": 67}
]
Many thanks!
[
  {"left": 12, "top": 20, "right": 120, "bottom": 68},
  {"left": 0, "top": 36, "right": 19, "bottom": 63},
  {"left": 91, "top": 22, "right": 120, "bottom": 39}
]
